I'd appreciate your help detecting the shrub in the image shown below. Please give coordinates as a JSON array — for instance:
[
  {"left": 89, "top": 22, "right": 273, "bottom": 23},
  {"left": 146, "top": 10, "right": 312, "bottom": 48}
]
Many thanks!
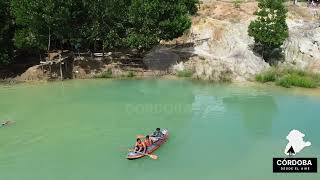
[
  {"left": 219, "top": 69, "right": 232, "bottom": 82},
  {"left": 256, "top": 68, "right": 320, "bottom": 88},
  {"left": 126, "top": 71, "right": 136, "bottom": 78},
  {"left": 233, "top": 0, "right": 242, "bottom": 9},
  {"left": 276, "top": 74, "right": 317, "bottom": 88},
  {"left": 177, "top": 69, "right": 193, "bottom": 77},
  {"left": 95, "top": 69, "right": 113, "bottom": 78},
  {"left": 255, "top": 69, "right": 277, "bottom": 83}
]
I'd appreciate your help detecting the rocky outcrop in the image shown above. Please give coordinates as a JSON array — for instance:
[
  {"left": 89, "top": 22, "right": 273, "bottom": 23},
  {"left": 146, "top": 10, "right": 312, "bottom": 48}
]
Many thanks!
[
  {"left": 167, "top": 1, "right": 269, "bottom": 82},
  {"left": 188, "top": 19, "right": 270, "bottom": 81},
  {"left": 168, "top": 1, "right": 320, "bottom": 81},
  {"left": 282, "top": 20, "right": 320, "bottom": 73}
]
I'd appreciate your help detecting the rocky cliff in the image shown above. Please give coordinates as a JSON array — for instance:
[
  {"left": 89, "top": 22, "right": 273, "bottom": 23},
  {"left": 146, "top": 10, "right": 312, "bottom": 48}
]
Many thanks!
[{"left": 167, "top": 0, "right": 320, "bottom": 81}]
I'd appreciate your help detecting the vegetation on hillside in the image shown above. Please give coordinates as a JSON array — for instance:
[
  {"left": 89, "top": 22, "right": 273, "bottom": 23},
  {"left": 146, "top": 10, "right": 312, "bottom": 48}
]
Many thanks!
[
  {"left": 256, "top": 68, "right": 320, "bottom": 88},
  {"left": 176, "top": 70, "right": 193, "bottom": 78},
  {"left": 248, "top": 0, "right": 289, "bottom": 64},
  {"left": 0, "top": 0, "right": 199, "bottom": 66},
  {"left": 0, "top": 0, "right": 14, "bottom": 65},
  {"left": 94, "top": 69, "right": 113, "bottom": 78}
]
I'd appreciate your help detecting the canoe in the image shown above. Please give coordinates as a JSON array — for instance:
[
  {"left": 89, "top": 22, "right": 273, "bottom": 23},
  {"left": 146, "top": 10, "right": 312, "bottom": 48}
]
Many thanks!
[{"left": 127, "top": 129, "right": 169, "bottom": 160}]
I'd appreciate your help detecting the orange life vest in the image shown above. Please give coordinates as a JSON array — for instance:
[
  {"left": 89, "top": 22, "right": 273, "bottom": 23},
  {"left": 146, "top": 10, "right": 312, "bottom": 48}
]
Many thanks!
[
  {"left": 144, "top": 139, "right": 152, "bottom": 147},
  {"left": 135, "top": 142, "right": 145, "bottom": 148}
]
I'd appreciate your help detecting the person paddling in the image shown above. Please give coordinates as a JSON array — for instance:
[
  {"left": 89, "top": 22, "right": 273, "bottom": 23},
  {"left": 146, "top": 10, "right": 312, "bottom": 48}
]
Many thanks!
[
  {"left": 144, "top": 135, "right": 153, "bottom": 149},
  {"left": 150, "top": 128, "right": 164, "bottom": 142},
  {"left": 135, "top": 138, "right": 146, "bottom": 153}
]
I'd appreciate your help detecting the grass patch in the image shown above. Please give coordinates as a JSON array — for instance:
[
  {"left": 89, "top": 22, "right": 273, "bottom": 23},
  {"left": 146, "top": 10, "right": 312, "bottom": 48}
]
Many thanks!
[
  {"left": 255, "top": 68, "right": 320, "bottom": 88},
  {"left": 219, "top": 69, "right": 232, "bottom": 82},
  {"left": 255, "top": 68, "right": 277, "bottom": 83},
  {"left": 120, "top": 71, "right": 136, "bottom": 78},
  {"left": 276, "top": 74, "right": 317, "bottom": 88},
  {"left": 126, "top": 71, "right": 136, "bottom": 78},
  {"left": 94, "top": 69, "right": 113, "bottom": 78},
  {"left": 176, "top": 70, "right": 193, "bottom": 78}
]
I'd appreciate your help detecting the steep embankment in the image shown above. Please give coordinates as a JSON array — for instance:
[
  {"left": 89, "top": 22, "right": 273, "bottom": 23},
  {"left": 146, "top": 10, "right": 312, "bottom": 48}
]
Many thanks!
[
  {"left": 283, "top": 4, "right": 320, "bottom": 72},
  {"left": 167, "top": 0, "right": 320, "bottom": 81}
]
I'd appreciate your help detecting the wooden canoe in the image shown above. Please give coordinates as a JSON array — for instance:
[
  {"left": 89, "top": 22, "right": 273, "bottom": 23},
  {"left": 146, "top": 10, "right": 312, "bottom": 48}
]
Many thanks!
[{"left": 127, "top": 129, "right": 169, "bottom": 160}]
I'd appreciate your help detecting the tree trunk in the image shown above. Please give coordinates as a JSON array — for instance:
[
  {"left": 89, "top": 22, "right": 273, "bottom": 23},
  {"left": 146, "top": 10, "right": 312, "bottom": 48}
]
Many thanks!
[
  {"left": 47, "top": 27, "right": 51, "bottom": 52},
  {"left": 102, "top": 42, "right": 105, "bottom": 59}
]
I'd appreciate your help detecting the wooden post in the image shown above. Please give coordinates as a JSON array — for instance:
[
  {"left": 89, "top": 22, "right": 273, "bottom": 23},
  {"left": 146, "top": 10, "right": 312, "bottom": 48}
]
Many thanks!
[
  {"left": 65, "top": 59, "right": 68, "bottom": 79},
  {"left": 59, "top": 54, "right": 63, "bottom": 80},
  {"left": 49, "top": 65, "right": 52, "bottom": 77},
  {"left": 60, "top": 62, "right": 63, "bottom": 80}
]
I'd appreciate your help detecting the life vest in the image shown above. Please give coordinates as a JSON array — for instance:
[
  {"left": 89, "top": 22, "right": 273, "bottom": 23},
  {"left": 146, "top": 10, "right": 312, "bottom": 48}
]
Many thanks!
[
  {"left": 144, "top": 139, "right": 152, "bottom": 147},
  {"left": 135, "top": 142, "right": 144, "bottom": 148}
]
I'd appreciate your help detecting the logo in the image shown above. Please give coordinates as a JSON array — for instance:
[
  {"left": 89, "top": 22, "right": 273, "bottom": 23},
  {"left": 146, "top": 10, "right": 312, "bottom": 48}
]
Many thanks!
[
  {"left": 284, "top": 129, "right": 311, "bottom": 156},
  {"left": 273, "top": 129, "right": 317, "bottom": 173}
]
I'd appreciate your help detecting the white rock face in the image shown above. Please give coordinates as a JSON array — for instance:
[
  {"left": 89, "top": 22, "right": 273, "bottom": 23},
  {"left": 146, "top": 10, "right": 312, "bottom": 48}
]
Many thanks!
[
  {"left": 176, "top": 18, "right": 269, "bottom": 82},
  {"left": 282, "top": 20, "right": 320, "bottom": 73},
  {"left": 168, "top": 1, "right": 320, "bottom": 81},
  {"left": 172, "top": 62, "right": 185, "bottom": 72}
]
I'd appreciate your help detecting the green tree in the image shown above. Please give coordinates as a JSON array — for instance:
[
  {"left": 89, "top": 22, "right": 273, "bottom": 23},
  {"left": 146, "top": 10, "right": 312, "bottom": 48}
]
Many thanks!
[
  {"left": 0, "top": 0, "right": 14, "bottom": 65},
  {"left": 84, "top": 0, "right": 130, "bottom": 52},
  {"left": 248, "top": 0, "right": 288, "bottom": 63},
  {"left": 126, "top": 0, "right": 192, "bottom": 49},
  {"left": 11, "top": 0, "right": 87, "bottom": 51},
  {"left": 11, "top": 0, "right": 197, "bottom": 53},
  {"left": 183, "top": 0, "right": 199, "bottom": 15}
]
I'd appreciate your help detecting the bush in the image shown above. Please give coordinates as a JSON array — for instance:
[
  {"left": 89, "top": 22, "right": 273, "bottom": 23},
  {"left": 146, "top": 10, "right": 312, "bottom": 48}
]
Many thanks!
[
  {"left": 125, "top": 71, "right": 136, "bottom": 78},
  {"left": 177, "top": 70, "right": 193, "bottom": 77},
  {"left": 255, "top": 69, "right": 277, "bottom": 83},
  {"left": 219, "top": 69, "right": 232, "bottom": 82},
  {"left": 276, "top": 74, "right": 317, "bottom": 88},
  {"left": 255, "top": 68, "right": 320, "bottom": 88},
  {"left": 233, "top": 0, "right": 242, "bottom": 8},
  {"left": 95, "top": 69, "right": 113, "bottom": 78}
]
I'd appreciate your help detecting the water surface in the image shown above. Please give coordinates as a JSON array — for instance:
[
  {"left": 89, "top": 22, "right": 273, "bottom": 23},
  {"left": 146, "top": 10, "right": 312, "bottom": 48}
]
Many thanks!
[{"left": 0, "top": 79, "right": 319, "bottom": 180}]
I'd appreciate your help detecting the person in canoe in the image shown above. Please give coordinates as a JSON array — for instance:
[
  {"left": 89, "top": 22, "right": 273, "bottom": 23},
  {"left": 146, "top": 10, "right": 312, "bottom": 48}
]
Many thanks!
[
  {"left": 134, "top": 138, "right": 146, "bottom": 153},
  {"left": 150, "top": 128, "right": 164, "bottom": 142},
  {"left": 144, "top": 135, "right": 153, "bottom": 149}
]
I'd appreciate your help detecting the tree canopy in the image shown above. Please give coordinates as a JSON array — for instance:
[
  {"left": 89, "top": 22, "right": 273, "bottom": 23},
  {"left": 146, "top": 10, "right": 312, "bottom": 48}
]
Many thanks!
[
  {"left": 8, "top": 0, "right": 198, "bottom": 55},
  {"left": 127, "top": 0, "right": 192, "bottom": 49},
  {"left": 0, "top": 0, "right": 14, "bottom": 65}
]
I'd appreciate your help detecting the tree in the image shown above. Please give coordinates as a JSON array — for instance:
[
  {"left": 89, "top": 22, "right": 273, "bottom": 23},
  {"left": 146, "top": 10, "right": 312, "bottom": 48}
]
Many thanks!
[
  {"left": 126, "top": 0, "right": 192, "bottom": 50},
  {"left": 0, "top": 0, "right": 14, "bottom": 65},
  {"left": 248, "top": 0, "right": 288, "bottom": 63},
  {"left": 84, "top": 0, "right": 130, "bottom": 52},
  {"left": 10, "top": 0, "right": 198, "bottom": 53},
  {"left": 11, "top": 0, "right": 88, "bottom": 51},
  {"left": 183, "top": 0, "right": 200, "bottom": 15}
]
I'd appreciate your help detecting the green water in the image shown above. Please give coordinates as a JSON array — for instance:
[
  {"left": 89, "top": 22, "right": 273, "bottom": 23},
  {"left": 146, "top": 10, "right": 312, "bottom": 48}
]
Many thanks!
[{"left": 0, "top": 79, "right": 319, "bottom": 180}]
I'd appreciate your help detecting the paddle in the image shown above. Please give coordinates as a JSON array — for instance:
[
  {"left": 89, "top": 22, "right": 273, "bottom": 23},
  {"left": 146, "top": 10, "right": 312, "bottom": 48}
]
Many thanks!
[
  {"left": 136, "top": 134, "right": 145, "bottom": 139},
  {"left": 129, "top": 149, "right": 158, "bottom": 160}
]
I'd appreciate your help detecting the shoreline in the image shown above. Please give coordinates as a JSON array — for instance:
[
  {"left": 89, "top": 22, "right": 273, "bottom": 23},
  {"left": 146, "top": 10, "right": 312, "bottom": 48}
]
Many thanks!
[{"left": 2, "top": 75, "right": 320, "bottom": 97}]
